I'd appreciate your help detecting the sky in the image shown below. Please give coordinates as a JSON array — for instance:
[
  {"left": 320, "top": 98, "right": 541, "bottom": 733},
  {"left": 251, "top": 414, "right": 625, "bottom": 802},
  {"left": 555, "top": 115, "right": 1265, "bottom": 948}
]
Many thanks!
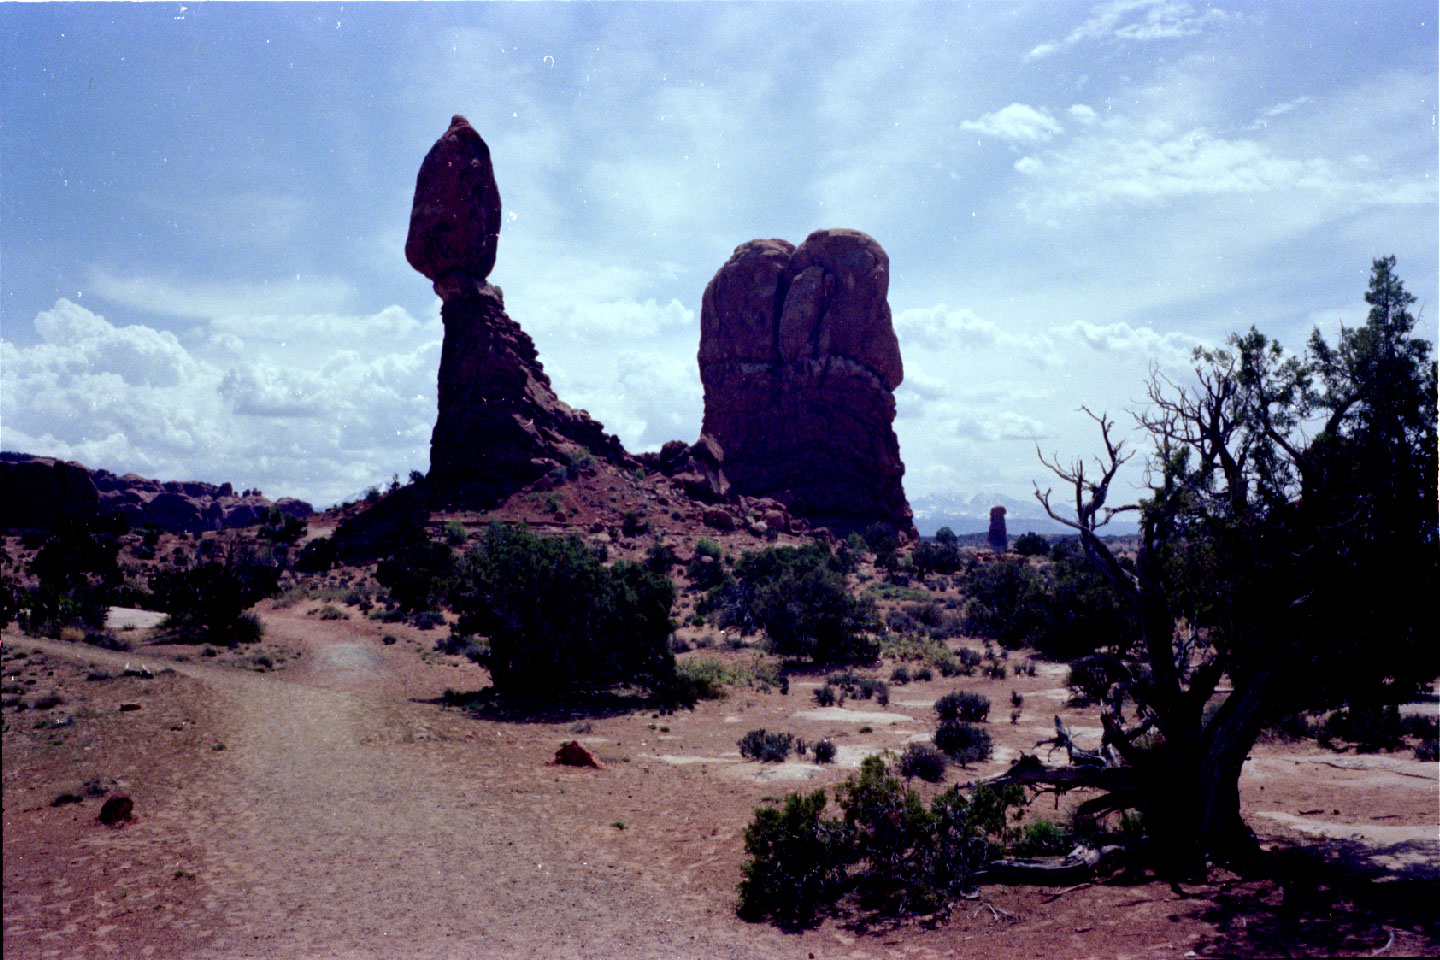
[{"left": 2, "top": 1, "right": 1435, "bottom": 514}]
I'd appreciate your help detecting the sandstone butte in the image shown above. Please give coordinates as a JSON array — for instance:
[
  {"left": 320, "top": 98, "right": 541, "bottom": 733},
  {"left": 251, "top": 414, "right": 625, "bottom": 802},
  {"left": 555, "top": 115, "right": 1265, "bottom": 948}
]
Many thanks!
[
  {"left": 697, "top": 231, "right": 914, "bottom": 539},
  {"left": 405, "top": 115, "right": 626, "bottom": 506}
]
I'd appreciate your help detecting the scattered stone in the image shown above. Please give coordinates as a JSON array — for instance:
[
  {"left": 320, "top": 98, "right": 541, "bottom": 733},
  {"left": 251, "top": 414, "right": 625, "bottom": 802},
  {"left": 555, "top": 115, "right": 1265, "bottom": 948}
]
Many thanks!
[
  {"left": 98, "top": 795, "right": 134, "bottom": 826},
  {"left": 118, "top": 702, "right": 142, "bottom": 712},
  {"left": 554, "top": 740, "right": 604, "bottom": 769},
  {"left": 698, "top": 230, "right": 913, "bottom": 537}
]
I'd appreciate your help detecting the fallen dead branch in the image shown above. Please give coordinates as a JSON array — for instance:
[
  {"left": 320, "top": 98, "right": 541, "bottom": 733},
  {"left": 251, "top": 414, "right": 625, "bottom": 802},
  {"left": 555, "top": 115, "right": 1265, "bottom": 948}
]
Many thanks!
[{"left": 977, "top": 843, "right": 1128, "bottom": 886}]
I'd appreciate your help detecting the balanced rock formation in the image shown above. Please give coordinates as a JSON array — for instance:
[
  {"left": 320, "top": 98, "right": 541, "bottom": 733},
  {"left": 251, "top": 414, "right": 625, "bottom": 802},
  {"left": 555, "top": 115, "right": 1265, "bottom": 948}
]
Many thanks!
[
  {"left": 407, "top": 116, "right": 626, "bottom": 505},
  {"left": 697, "top": 230, "right": 912, "bottom": 537}
]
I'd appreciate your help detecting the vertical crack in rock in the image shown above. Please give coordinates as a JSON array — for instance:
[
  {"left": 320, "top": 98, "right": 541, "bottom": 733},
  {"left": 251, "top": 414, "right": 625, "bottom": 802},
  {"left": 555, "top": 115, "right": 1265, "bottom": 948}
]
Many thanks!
[{"left": 698, "top": 229, "right": 914, "bottom": 538}]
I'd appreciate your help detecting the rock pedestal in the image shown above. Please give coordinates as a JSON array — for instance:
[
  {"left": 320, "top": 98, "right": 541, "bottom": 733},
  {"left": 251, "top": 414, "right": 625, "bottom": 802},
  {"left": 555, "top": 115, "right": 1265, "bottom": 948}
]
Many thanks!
[
  {"left": 407, "top": 116, "right": 625, "bottom": 504},
  {"left": 697, "top": 229, "right": 912, "bottom": 537},
  {"left": 987, "top": 506, "right": 1008, "bottom": 552}
]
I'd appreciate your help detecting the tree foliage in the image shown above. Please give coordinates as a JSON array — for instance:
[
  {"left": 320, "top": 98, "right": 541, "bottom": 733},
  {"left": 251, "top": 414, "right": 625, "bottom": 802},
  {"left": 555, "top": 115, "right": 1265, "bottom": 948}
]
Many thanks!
[
  {"left": 706, "top": 545, "right": 880, "bottom": 663},
  {"left": 450, "top": 524, "right": 677, "bottom": 698},
  {"left": 1021, "top": 257, "right": 1437, "bottom": 869},
  {"left": 738, "top": 756, "right": 1024, "bottom": 924}
]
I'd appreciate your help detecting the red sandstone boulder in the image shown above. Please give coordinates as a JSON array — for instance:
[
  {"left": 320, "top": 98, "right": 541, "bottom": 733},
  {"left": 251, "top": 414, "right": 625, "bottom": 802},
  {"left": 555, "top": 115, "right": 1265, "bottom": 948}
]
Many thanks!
[
  {"left": 406, "top": 115, "right": 502, "bottom": 301},
  {"left": 554, "top": 741, "right": 603, "bottom": 769},
  {"left": 698, "top": 230, "right": 913, "bottom": 537}
]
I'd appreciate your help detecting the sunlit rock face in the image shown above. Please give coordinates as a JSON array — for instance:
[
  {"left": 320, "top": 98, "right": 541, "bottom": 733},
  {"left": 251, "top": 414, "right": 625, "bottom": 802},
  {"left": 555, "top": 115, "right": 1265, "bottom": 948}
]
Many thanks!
[
  {"left": 406, "top": 117, "right": 625, "bottom": 504},
  {"left": 698, "top": 229, "right": 913, "bottom": 538}
]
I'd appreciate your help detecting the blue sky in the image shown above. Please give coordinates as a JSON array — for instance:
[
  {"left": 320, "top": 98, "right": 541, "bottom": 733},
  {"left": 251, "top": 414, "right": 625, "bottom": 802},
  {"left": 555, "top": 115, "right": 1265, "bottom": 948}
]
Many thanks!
[{"left": 3, "top": 1, "right": 1435, "bottom": 511}]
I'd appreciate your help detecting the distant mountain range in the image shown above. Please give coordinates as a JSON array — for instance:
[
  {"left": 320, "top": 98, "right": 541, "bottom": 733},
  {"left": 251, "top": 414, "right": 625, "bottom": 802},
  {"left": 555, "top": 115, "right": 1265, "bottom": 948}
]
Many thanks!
[{"left": 909, "top": 490, "right": 1139, "bottom": 538}]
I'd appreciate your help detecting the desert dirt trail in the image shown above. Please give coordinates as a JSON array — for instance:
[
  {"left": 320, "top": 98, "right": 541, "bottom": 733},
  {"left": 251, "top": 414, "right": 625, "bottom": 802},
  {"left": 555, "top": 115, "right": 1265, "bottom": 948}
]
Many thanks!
[{"left": 8, "top": 630, "right": 801, "bottom": 960}]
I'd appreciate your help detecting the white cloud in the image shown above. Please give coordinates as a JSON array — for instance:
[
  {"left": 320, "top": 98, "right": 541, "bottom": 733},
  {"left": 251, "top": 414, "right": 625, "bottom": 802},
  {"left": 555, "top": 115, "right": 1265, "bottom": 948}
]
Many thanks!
[
  {"left": 1059, "top": 319, "right": 1204, "bottom": 368},
  {"left": 2, "top": 299, "right": 439, "bottom": 507},
  {"left": 1012, "top": 114, "right": 1434, "bottom": 218},
  {"left": 894, "top": 304, "right": 1061, "bottom": 367},
  {"left": 1069, "top": 104, "right": 1099, "bottom": 124},
  {"left": 1026, "top": 0, "right": 1233, "bottom": 61},
  {"left": 87, "top": 266, "right": 357, "bottom": 321},
  {"left": 960, "top": 103, "right": 1063, "bottom": 143}
]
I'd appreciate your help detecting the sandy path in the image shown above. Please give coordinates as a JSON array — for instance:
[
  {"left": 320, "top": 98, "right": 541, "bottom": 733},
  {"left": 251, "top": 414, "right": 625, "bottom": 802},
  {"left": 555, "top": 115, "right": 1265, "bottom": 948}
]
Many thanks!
[
  {"left": 8, "top": 634, "right": 782, "bottom": 959},
  {"left": 9, "top": 628, "right": 1436, "bottom": 959}
]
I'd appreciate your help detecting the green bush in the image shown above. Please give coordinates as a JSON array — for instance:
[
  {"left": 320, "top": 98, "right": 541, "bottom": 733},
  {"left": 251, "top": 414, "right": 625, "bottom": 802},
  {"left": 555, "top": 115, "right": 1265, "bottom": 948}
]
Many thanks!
[
  {"left": 813, "top": 684, "right": 839, "bottom": 707},
  {"left": 739, "top": 729, "right": 795, "bottom": 762},
  {"left": 1322, "top": 703, "right": 1403, "bottom": 751},
  {"left": 933, "top": 721, "right": 992, "bottom": 765},
  {"left": 1014, "top": 818, "right": 1069, "bottom": 856},
  {"left": 962, "top": 547, "right": 1138, "bottom": 659},
  {"left": 709, "top": 545, "right": 879, "bottom": 663},
  {"left": 151, "top": 556, "right": 279, "bottom": 646},
  {"left": 812, "top": 739, "right": 837, "bottom": 763},
  {"left": 1012, "top": 532, "right": 1048, "bottom": 556},
  {"left": 450, "top": 524, "right": 676, "bottom": 698},
  {"left": 935, "top": 691, "right": 990, "bottom": 723},
  {"left": 737, "top": 755, "right": 1026, "bottom": 924},
  {"left": 897, "top": 742, "right": 949, "bottom": 782},
  {"left": 737, "top": 790, "right": 851, "bottom": 924},
  {"left": 687, "top": 538, "right": 726, "bottom": 589},
  {"left": 375, "top": 540, "right": 455, "bottom": 613}
]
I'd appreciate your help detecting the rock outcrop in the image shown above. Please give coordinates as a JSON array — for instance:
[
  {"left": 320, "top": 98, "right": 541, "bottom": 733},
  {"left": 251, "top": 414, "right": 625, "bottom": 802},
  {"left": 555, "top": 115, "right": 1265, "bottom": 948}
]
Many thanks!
[
  {"left": 407, "top": 116, "right": 627, "bottom": 505},
  {"left": 987, "top": 505, "right": 1008, "bottom": 552},
  {"left": 697, "top": 230, "right": 912, "bottom": 537},
  {"left": 0, "top": 453, "right": 313, "bottom": 534},
  {"left": 636, "top": 436, "right": 730, "bottom": 503}
]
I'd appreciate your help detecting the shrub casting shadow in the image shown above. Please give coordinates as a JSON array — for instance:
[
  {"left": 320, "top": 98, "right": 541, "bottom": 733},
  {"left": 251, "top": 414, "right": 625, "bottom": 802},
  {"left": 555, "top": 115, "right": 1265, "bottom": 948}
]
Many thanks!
[{"left": 414, "top": 685, "right": 659, "bottom": 723}]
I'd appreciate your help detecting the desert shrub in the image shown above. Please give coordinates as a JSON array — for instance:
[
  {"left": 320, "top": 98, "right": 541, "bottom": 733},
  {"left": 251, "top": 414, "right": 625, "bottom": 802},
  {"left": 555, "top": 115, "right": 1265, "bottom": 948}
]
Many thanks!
[
  {"left": 1322, "top": 703, "right": 1403, "bottom": 751},
  {"left": 812, "top": 739, "right": 837, "bottom": 763},
  {"left": 151, "top": 556, "right": 279, "bottom": 646},
  {"left": 933, "top": 721, "right": 992, "bottom": 765},
  {"left": 293, "top": 538, "right": 335, "bottom": 575},
  {"left": 644, "top": 542, "right": 677, "bottom": 575},
  {"left": 443, "top": 520, "right": 468, "bottom": 546},
  {"left": 1014, "top": 818, "right": 1069, "bottom": 856},
  {"left": 813, "top": 684, "right": 840, "bottom": 707},
  {"left": 935, "top": 691, "right": 990, "bottom": 723},
  {"left": 889, "top": 665, "right": 911, "bottom": 685},
  {"left": 897, "top": 742, "right": 949, "bottom": 782},
  {"left": 449, "top": 524, "right": 676, "bottom": 698},
  {"left": 708, "top": 544, "right": 879, "bottom": 663},
  {"left": 737, "top": 790, "right": 851, "bottom": 924},
  {"left": 912, "top": 666, "right": 933, "bottom": 682},
  {"left": 376, "top": 540, "right": 455, "bottom": 613},
  {"left": 1415, "top": 736, "right": 1438, "bottom": 763},
  {"left": 739, "top": 729, "right": 795, "bottom": 762},
  {"left": 910, "top": 534, "right": 962, "bottom": 576},
  {"left": 687, "top": 538, "right": 726, "bottom": 589},
  {"left": 1066, "top": 656, "right": 1119, "bottom": 704},
  {"left": 838, "top": 757, "right": 1023, "bottom": 915},
  {"left": 316, "top": 605, "right": 347, "bottom": 620},
  {"left": 962, "top": 546, "right": 1138, "bottom": 659},
  {"left": 1012, "top": 532, "right": 1048, "bottom": 556}
]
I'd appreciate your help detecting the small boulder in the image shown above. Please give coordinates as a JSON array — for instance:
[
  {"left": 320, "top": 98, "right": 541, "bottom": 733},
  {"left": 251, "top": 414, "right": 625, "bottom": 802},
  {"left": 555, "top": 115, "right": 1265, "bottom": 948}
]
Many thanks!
[
  {"left": 703, "top": 507, "right": 736, "bottom": 532},
  {"left": 554, "top": 740, "right": 603, "bottom": 769},
  {"left": 98, "top": 795, "right": 134, "bottom": 826}
]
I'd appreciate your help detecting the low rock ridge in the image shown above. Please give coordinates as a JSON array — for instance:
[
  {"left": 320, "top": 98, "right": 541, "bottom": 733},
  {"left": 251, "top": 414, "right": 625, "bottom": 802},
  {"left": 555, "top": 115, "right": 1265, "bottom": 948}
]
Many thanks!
[
  {"left": 697, "top": 229, "right": 913, "bottom": 538},
  {"left": 0, "top": 452, "right": 313, "bottom": 534}
]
